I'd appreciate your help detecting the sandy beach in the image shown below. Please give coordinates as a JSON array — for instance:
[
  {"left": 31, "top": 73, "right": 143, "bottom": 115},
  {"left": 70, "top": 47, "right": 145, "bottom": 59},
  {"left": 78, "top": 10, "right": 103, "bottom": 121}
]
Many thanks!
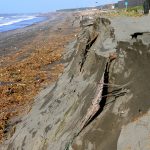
[{"left": 0, "top": 12, "right": 79, "bottom": 141}]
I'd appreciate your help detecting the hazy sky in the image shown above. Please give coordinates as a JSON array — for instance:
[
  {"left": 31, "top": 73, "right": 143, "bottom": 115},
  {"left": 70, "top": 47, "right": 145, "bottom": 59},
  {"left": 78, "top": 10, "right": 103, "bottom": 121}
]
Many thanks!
[{"left": 0, "top": 0, "right": 118, "bottom": 13}]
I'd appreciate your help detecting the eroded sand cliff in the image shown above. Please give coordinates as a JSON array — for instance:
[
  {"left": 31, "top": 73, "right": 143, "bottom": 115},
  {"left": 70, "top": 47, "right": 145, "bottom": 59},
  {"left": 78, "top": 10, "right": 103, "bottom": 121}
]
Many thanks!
[{"left": 1, "top": 13, "right": 150, "bottom": 150}]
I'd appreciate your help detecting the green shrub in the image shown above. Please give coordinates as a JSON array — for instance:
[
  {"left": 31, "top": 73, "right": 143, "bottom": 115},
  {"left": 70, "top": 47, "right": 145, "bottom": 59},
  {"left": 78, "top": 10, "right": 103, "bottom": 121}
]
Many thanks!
[{"left": 127, "top": 6, "right": 143, "bottom": 12}]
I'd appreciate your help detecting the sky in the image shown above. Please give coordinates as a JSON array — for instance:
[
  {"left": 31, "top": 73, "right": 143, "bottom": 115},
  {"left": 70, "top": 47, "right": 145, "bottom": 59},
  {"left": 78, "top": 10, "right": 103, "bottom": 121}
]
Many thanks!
[{"left": 0, "top": 0, "right": 118, "bottom": 13}]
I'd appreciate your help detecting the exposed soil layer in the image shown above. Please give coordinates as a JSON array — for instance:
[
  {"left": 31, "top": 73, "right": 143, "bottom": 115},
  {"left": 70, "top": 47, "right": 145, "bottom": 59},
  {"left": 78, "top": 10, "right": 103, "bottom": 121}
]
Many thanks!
[{"left": 0, "top": 13, "right": 79, "bottom": 142}]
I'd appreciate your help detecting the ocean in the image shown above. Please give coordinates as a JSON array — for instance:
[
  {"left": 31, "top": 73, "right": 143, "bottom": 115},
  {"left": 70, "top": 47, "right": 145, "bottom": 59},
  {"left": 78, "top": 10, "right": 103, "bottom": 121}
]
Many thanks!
[{"left": 0, "top": 14, "right": 46, "bottom": 32}]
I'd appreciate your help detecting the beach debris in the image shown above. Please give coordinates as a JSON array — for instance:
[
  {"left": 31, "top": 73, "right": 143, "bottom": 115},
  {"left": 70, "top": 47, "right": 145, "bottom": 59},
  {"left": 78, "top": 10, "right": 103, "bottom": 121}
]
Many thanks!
[{"left": 0, "top": 19, "right": 79, "bottom": 141}]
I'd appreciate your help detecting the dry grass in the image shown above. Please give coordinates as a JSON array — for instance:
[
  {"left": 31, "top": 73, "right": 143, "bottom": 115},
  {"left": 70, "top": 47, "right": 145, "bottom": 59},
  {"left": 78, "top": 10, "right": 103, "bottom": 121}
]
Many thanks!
[{"left": 107, "top": 7, "right": 144, "bottom": 17}]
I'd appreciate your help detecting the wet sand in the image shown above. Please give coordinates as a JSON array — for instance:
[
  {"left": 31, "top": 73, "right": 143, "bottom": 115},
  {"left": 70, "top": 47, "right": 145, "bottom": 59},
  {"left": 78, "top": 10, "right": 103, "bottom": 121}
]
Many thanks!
[{"left": 0, "top": 12, "right": 79, "bottom": 141}]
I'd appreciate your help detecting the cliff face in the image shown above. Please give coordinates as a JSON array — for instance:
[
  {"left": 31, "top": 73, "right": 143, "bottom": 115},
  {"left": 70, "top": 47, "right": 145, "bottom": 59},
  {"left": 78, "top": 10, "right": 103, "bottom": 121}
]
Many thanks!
[
  {"left": 72, "top": 33, "right": 150, "bottom": 150},
  {"left": 1, "top": 15, "right": 150, "bottom": 150},
  {"left": 72, "top": 17, "right": 150, "bottom": 150}
]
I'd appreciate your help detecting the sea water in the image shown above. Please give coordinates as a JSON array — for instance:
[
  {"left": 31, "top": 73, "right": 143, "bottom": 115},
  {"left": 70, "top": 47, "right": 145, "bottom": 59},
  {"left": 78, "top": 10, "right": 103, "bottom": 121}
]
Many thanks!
[{"left": 0, "top": 14, "right": 46, "bottom": 32}]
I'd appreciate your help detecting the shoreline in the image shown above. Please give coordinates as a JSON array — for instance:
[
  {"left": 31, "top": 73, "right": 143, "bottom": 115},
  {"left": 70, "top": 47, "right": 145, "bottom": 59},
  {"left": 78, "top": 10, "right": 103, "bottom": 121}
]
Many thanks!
[
  {"left": 0, "top": 13, "right": 66, "bottom": 57},
  {"left": 0, "top": 15, "right": 47, "bottom": 33}
]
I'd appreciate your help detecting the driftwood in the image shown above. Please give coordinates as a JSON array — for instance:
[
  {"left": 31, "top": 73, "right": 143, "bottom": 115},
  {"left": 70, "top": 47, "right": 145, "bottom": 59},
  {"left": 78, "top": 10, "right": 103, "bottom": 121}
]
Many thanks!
[{"left": 80, "top": 75, "right": 104, "bottom": 130}]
